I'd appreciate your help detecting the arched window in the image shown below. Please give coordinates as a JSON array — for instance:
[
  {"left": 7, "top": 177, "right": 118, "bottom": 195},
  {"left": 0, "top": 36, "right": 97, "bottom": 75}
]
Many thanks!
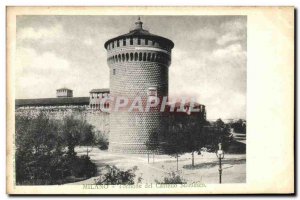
[
  {"left": 157, "top": 54, "right": 161, "bottom": 62},
  {"left": 114, "top": 55, "right": 117, "bottom": 62},
  {"left": 135, "top": 53, "right": 138, "bottom": 61},
  {"left": 152, "top": 53, "right": 156, "bottom": 61},
  {"left": 147, "top": 53, "right": 151, "bottom": 61},
  {"left": 143, "top": 53, "right": 147, "bottom": 61},
  {"left": 126, "top": 53, "right": 129, "bottom": 61},
  {"left": 118, "top": 54, "right": 121, "bottom": 62},
  {"left": 130, "top": 38, "right": 133, "bottom": 45},
  {"left": 122, "top": 54, "right": 125, "bottom": 62},
  {"left": 130, "top": 53, "right": 133, "bottom": 61},
  {"left": 139, "top": 52, "right": 142, "bottom": 61}
]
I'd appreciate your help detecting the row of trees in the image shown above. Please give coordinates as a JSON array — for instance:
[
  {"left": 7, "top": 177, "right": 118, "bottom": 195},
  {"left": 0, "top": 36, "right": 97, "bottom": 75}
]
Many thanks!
[
  {"left": 145, "top": 117, "right": 232, "bottom": 170},
  {"left": 230, "top": 119, "right": 246, "bottom": 134},
  {"left": 15, "top": 113, "right": 97, "bottom": 185}
]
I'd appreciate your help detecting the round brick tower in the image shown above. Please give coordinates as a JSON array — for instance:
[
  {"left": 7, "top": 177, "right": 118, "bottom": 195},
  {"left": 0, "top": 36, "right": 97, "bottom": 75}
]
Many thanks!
[{"left": 104, "top": 17, "right": 174, "bottom": 154}]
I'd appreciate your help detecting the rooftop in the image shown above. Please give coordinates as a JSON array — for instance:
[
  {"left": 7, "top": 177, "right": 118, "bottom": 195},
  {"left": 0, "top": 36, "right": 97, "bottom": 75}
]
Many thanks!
[
  {"left": 89, "top": 88, "right": 110, "bottom": 93},
  {"left": 104, "top": 17, "right": 174, "bottom": 49},
  {"left": 56, "top": 88, "right": 72, "bottom": 91},
  {"left": 15, "top": 97, "right": 89, "bottom": 107}
]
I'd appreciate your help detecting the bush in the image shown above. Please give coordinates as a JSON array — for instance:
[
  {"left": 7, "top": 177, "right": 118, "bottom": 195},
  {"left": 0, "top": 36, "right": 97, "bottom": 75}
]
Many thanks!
[
  {"left": 155, "top": 171, "right": 186, "bottom": 184},
  {"left": 70, "top": 155, "right": 97, "bottom": 178},
  {"left": 95, "top": 165, "right": 137, "bottom": 185}
]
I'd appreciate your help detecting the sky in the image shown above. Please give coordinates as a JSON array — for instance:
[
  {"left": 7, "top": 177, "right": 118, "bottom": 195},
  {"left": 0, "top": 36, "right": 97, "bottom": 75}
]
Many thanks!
[{"left": 16, "top": 15, "right": 246, "bottom": 120}]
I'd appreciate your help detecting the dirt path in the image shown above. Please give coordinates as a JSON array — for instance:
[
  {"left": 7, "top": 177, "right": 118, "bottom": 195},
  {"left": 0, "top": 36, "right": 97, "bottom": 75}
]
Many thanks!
[{"left": 66, "top": 147, "right": 246, "bottom": 185}]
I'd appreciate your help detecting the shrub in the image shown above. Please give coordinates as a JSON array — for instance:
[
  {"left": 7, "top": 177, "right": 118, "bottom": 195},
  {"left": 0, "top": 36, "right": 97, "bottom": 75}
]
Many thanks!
[
  {"left": 70, "top": 155, "right": 97, "bottom": 178},
  {"left": 155, "top": 171, "right": 186, "bottom": 184},
  {"left": 95, "top": 165, "right": 137, "bottom": 185}
]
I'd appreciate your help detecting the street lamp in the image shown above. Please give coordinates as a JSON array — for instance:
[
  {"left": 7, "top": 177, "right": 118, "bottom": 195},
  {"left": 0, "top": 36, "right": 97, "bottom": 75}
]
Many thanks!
[{"left": 216, "top": 143, "right": 225, "bottom": 184}]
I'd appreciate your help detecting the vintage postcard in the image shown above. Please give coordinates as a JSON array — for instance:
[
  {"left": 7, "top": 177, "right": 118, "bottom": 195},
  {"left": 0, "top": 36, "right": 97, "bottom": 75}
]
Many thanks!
[{"left": 6, "top": 6, "right": 294, "bottom": 194}]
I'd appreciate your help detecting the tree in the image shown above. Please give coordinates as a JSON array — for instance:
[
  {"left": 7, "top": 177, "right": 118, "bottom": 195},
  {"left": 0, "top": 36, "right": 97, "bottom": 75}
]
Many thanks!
[
  {"left": 210, "top": 118, "right": 233, "bottom": 152},
  {"left": 60, "top": 116, "right": 96, "bottom": 157},
  {"left": 96, "top": 131, "right": 109, "bottom": 150},
  {"left": 215, "top": 118, "right": 225, "bottom": 128},
  {"left": 184, "top": 122, "right": 200, "bottom": 167},
  {"left": 79, "top": 120, "right": 95, "bottom": 156},
  {"left": 15, "top": 113, "right": 66, "bottom": 184},
  {"left": 15, "top": 113, "right": 97, "bottom": 185},
  {"left": 161, "top": 122, "right": 186, "bottom": 171},
  {"left": 145, "top": 130, "right": 159, "bottom": 163},
  {"left": 231, "top": 119, "right": 246, "bottom": 134}
]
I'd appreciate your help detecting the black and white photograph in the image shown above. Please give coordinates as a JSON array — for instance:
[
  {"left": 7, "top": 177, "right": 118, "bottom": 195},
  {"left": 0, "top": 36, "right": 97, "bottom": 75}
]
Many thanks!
[{"left": 6, "top": 6, "right": 294, "bottom": 195}]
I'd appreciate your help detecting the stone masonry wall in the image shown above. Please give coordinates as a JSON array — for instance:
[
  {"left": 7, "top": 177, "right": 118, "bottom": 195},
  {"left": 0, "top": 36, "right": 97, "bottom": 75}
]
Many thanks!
[{"left": 15, "top": 106, "right": 110, "bottom": 138}]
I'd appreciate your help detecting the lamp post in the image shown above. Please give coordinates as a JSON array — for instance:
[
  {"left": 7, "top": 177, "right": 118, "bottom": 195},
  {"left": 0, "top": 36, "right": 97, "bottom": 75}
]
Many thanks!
[{"left": 216, "top": 143, "right": 225, "bottom": 184}]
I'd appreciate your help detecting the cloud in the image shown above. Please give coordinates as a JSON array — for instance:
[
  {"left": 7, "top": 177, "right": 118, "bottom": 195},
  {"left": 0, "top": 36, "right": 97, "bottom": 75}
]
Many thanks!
[
  {"left": 211, "top": 43, "right": 246, "bottom": 63},
  {"left": 193, "top": 27, "right": 218, "bottom": 40},
  {"left": 16, "top": 47, "right": 70, "bottom": 74},
  {"left": 83, "top": 38, "right": 93, "bottom": 46},
  {"left": 217, "top": 18, "right": 246, "bottom": 46},
  {"left": 216, "top": 32, "right": 243, "bottom": 46},
  {"left": 220, "top": 18, "right": 247, "bottom": 32},
  {"left": 169, "top": 42, "right": 246, "bottom": 119},
  {"left": 18, "top": 24, "right": 65, "bottom": 41},
  {"left": 15, "top": 47, "right": 71, "bottom": 98}
]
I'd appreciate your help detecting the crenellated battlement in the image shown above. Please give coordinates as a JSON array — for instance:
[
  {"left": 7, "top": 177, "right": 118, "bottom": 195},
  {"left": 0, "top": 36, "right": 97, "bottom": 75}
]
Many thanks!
[{"left": 107, "top": 51, "right": 171, "bottom": 66}]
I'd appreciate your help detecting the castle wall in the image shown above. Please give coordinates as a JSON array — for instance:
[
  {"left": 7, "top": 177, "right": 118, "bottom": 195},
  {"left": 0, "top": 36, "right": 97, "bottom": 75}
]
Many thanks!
[{"left": 15, "top": 106, "right": 110, "bottom": 138}]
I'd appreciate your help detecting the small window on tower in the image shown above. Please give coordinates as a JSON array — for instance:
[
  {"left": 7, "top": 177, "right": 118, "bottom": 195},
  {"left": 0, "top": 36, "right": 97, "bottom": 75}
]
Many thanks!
[
  {"left": 148, "top": 87, "right": 158, "bottom": 105},
  {"left": 130, "top": 38, "right": 133, "bottom": 45},
  {"left": 145, "top": 39, "right": 148, "bottom": 45},
  {"left": 113, "top": 69, "right": 116, "bottom": 75},
  {"left": 117, "top": 40, "right": 119, "bottom": 47},
  {"left": 123, "top": 39, "right": 126, "bottom": 46},
  {"left": 147, "top": 87, "right": 157, "bottom": 97},
  {"left": 138, "top": 38, "right": 141, "bottom": 45}
]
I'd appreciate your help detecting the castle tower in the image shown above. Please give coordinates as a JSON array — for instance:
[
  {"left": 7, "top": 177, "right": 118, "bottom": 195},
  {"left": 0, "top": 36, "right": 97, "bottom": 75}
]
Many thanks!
[
  {"left": 56, "top": 88, "right": 73, "bottom": 98},
  {"left": 104, "top": 17, "right": 174, "bottom": 154}
]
